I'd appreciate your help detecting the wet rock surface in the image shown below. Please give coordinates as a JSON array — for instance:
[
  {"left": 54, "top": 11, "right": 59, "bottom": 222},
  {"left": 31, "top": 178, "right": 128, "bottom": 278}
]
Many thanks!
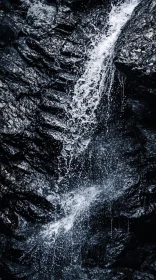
[
  {"left": 0, "top": 0, "right": 156, "bottom": 279},
  {"left": 115, "top": 0, "right": 156, "bottom": 90}
]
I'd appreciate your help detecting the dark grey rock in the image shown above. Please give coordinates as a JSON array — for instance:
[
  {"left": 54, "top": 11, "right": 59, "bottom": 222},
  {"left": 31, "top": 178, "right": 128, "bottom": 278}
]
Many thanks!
[
  {"left": 115, "top": 0, "right": 156, "bottom": 90},
  {"left": 0, "top": 0, "right": 156, "bottom": 279}
]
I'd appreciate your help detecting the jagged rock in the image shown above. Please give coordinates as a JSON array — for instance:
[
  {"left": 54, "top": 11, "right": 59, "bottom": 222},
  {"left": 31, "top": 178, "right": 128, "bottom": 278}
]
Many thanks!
[{"left": 115, "top": 0, "right": 156, "bottom": 90}]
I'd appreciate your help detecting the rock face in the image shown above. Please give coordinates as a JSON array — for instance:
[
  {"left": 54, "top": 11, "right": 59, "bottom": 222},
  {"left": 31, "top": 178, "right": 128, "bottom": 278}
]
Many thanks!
[
  {"left": 0, "top": 0, "right": 156, "bottom": 279},
  {"left": 115, "top": 0, "right": 156, "bottom": 91}
]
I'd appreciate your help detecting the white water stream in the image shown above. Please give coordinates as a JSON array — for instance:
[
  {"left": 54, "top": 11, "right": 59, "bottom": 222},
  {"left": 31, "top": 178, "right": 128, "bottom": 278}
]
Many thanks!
[{"left": 43, "top": 0, "right": 140, "bottom": 241}]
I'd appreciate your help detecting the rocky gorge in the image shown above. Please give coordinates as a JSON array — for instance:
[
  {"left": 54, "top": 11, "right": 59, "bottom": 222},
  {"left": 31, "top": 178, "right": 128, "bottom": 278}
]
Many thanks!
[{"left": 0, "top": 0, "right": 156, "bottom": 279}]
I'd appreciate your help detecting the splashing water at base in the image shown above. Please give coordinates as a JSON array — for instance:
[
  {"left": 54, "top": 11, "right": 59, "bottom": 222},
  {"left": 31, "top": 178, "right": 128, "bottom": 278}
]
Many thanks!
[
  {"left": 43, "top": 186, "right": 101, "bottom": 240},
  {"left": 62, "top": 0, "right": 140, "bottom": 163}
]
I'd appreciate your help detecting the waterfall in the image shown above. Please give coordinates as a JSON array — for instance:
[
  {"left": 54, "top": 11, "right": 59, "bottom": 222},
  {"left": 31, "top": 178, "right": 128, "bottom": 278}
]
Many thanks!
[
  {"left": 42, "top": 0, "right": 140, "bottom": 258},
  {"left": 17, "top": 1, "right": 141, "bottom": 279},
  {"left": 61, "top": 0, "right": 140, "bottom": 164}
]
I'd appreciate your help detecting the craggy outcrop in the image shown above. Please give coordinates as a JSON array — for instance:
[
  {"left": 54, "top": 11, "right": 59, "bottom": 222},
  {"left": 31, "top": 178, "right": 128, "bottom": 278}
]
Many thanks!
[{"left": 115, "top": 0, "right": 156, "bottom": 91}]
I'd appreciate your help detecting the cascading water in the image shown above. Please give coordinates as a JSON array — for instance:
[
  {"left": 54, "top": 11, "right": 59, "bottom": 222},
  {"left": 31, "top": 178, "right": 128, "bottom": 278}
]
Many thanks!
[
  {"left": 39, "top": 0, "right": 140, "bottom": 273},
  {"left": 14, "top": 1, "right": 141, "bottom": 279}
]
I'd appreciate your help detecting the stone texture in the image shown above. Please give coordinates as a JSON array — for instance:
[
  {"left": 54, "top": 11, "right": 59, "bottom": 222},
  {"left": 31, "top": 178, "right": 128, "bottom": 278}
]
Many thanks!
[
  {"left": 0, "top": 0, "right": 156, "bottom": 279},
  {"left": 115, "top": 0, "right": 156, "bottom": 90}
]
